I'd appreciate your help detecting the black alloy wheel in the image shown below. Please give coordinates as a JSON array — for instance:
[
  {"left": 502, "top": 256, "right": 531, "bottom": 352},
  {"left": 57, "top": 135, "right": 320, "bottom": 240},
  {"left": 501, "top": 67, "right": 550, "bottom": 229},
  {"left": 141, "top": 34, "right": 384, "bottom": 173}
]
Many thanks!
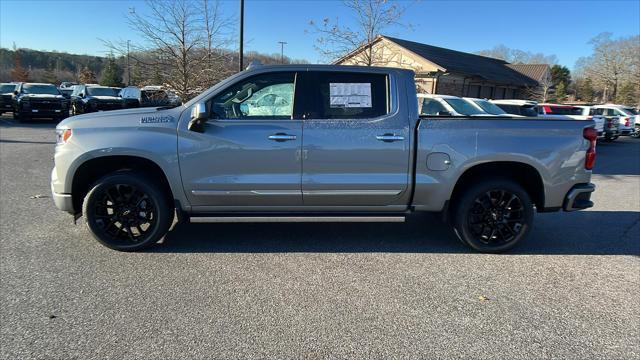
[
  {"left": 452, "top": 178, "right": 533, "bottom": 253},
  {"left": 83, "top": 172, "right": 172, "bottom": 251},
  {"left": 466, "top": 190, "right": 525, "bottom": 247}
]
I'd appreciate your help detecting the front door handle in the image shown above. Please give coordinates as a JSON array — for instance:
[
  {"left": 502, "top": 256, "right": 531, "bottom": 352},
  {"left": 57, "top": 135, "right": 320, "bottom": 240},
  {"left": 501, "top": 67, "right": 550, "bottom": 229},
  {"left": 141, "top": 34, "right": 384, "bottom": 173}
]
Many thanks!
[
  {"left": 376, "top": 134, "right": 405, "bottom": 142},
  {"left": 268, "top": 133, "right": 297, "bottom": 142}
]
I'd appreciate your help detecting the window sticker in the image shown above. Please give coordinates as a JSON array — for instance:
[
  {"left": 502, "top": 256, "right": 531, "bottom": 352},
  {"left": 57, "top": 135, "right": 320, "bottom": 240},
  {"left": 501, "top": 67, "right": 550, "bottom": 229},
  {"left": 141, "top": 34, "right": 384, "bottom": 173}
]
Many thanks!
[{"left": 329, "top": 83, "right": 372, "bottom": 108}]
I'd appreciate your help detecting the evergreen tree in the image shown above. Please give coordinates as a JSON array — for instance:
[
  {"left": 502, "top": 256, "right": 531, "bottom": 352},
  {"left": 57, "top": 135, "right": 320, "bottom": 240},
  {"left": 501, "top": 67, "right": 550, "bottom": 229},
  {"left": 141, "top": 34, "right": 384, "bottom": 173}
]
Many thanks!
[
  {"left": 615, "top": 82, "right": 636, "bottom": 106},
  {"left": 577, "top": 78, "right": 595, "bottom": 102},
  {"left": 555, "top": 82, "right": 567, "bottom": 103},
  {"left": 100, "top": 55, "right": 123, "bottom": 87}
]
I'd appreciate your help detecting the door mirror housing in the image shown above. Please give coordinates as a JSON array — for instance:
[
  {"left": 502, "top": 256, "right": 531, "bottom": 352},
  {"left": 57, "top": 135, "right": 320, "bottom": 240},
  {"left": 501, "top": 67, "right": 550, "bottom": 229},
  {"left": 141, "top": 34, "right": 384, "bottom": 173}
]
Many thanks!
[{"left": 188, "top": 102, "right": 209, "bottom": 132}]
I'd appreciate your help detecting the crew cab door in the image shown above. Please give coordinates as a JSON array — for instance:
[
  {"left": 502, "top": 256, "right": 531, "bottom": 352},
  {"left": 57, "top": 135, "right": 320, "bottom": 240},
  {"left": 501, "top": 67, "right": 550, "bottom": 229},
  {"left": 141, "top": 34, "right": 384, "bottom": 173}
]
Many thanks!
[
  {"left": 178, "top": 72, "right": 303, "bottom": 209},
  {"left": 295, "top": 71, "right": 411, "bottom": 207}
]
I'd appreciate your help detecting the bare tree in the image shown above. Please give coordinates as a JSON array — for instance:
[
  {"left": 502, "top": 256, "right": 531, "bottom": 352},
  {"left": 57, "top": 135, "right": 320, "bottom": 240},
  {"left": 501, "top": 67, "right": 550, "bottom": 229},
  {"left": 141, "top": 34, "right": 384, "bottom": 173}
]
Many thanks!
[
  {"left": 201, "top": 0, "right": 235, "bottom": 85},
  {"left": 525, "top": 71, "right": 553, "bottom": 102},
  {"left": 576, "top": 33, "right": 638, "bottom": 102},
  {"left": 309, "top": 0, "right": 412, "bottom": 65},
  {"left": 477, "top": 45, "right": 558, "bottom": 65},
  {"left": 103, "top": 0, "right": 233, "bottom": 99}
]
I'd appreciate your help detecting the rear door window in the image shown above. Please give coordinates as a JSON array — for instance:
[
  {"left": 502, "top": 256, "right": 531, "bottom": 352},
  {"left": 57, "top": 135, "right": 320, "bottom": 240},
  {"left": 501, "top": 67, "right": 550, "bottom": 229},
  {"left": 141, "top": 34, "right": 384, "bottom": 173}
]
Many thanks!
[{"left": 295, "top": 72, "right": 388, "bottom": 119}]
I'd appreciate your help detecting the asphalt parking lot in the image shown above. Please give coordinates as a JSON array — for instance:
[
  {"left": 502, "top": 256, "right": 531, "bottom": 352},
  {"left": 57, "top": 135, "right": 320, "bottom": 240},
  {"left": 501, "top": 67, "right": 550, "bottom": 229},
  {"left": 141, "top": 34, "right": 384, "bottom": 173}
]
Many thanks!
[{"left": 0, "top": 115, "right": 638, "bottom": 359}]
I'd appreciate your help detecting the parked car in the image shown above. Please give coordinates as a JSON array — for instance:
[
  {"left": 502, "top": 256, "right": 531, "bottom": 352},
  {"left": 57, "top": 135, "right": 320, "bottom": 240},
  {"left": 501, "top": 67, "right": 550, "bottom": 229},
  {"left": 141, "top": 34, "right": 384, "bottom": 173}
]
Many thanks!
[
  {"left": 70, "top": 85, "right": 123, "bottom": 115},
  {"left": 0, "top": 82, "right": 19, "bottom": 115},
  {"left": 462, "top": 97, "right": 520, "bottom": 117},
  {"left": 418, "top": 94, "right": 493, "bottom": 116},
  {"left": 12, "top": 82, "right": 68, "bottom": 121},
  {"left": 119, "top": 86, "right": 172, "bottom": 108},
  {"left": 59, "top": 82, "right": 78, "bottom": 90},
  {"left": 490, "top": 99, "right": 539, "bottom": 117},
  {"left": 59, "top": 88, "right": 73, "bottom": 99},
  {"left": 572, "top": 106, "right": 618, "bottom": 141},
  {"left": 591, "top": 104, "right": 638, "bottom": 136},
  {"left": 52, "top": 65, "right": 596, "bottom": 253},
  {"left": 536, "top": 103, "right": 577, "bottom": 119}
]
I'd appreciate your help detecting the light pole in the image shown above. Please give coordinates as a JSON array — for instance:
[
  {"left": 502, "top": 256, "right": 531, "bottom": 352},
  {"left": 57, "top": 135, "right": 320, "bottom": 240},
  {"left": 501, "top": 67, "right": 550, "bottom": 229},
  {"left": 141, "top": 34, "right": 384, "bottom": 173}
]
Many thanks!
[
  {"left": 278, "top": 41, "right": 287, "bottom": 64},
  {"left": 239, "top": 0, "right": 244, "bottom": 72},
  {"left": 126, "top": 40, "right": 131, "bottom": 86}
]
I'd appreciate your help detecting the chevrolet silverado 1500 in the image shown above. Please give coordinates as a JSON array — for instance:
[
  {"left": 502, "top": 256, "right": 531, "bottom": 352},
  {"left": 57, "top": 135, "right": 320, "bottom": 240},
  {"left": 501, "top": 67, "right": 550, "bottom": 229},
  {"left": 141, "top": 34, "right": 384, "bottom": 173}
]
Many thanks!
[{"left": 51, "top": 65, "right": 597, "bottom": 253}]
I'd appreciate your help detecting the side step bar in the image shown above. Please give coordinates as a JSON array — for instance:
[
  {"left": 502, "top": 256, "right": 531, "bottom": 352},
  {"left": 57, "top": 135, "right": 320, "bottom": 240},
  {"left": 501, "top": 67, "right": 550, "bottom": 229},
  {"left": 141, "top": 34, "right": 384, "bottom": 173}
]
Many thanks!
[{"left": 190, "top": 216, "right": 406, "bottom": 223}]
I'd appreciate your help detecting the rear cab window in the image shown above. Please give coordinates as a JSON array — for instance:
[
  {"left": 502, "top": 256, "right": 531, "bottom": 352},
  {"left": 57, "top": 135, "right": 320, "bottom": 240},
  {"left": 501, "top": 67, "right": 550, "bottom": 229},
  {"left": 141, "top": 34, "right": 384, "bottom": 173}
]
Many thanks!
[{"left": 295, "top": 71, "right": 389, "bottom": 119}]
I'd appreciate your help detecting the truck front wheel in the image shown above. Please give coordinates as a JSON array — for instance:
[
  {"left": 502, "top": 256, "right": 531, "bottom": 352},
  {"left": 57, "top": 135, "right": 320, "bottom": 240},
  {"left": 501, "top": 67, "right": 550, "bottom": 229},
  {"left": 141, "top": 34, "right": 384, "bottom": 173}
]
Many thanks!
[
  {"left": 452, "top": 178, "right": 534, "bottom": 253},
  {"left": 82, "top": 171, "right": 173, "bottom": 251}
]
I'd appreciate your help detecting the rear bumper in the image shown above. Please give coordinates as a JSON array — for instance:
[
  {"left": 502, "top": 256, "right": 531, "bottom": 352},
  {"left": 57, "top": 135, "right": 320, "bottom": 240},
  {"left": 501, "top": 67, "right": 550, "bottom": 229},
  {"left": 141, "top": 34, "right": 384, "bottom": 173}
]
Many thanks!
[{"left": 563, "top": 183, "right": 595, "bottom": 211}]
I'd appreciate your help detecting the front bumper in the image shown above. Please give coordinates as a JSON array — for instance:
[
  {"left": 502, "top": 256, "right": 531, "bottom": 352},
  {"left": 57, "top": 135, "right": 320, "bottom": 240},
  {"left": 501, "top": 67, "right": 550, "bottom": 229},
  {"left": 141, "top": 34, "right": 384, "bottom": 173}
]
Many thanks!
[
  {"left": 563, "top": 183, "right": 595, "bottom": 211},
  {"left": 18, "top": 108, "right": 66, "bottom": 117},
  {"left": 51, "top": 168, "right": 74, "bottom": 214}
]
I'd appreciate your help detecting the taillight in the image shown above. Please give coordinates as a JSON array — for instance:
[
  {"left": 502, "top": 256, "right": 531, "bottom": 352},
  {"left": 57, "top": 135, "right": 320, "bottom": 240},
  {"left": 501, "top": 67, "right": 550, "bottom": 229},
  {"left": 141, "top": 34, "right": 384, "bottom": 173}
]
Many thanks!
[
  {"left": 583, "top": 127, "right": 597, "bottom": 170},
  {"left": 624, "top": 117, "right": 630, "bottom": 127},
  {"left": 587, "top": 116, "right": 593, "bottom": 120}
]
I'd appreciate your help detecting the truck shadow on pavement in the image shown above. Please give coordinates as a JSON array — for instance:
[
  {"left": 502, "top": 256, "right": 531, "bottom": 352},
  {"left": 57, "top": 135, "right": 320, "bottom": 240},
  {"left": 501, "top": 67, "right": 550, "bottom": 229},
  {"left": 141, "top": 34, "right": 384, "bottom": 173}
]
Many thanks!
[
  {"left": 151, "top": 211, "right": 640, "bottom": 255},
  {"left": 593, "top": 138, "right": 640, "bottom": 176}
]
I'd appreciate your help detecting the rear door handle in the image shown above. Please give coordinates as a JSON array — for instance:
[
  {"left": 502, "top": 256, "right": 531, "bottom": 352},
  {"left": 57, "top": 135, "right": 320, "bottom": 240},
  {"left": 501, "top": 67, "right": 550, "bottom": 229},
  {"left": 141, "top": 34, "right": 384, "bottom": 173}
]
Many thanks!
[
  {"left": 268, "top": 133, "right": 297, "bottom": 142},
  {"left": 376, "top": 134, "right": 405, "bottom": 142}
]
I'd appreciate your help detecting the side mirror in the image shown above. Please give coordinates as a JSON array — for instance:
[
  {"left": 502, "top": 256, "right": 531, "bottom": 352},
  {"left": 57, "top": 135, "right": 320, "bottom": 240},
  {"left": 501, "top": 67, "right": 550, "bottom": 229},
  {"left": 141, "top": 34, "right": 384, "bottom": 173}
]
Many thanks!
[
  {"left": 188, "top": 102, "right": 209, "bottom": 132},
  {"left": 78, "top": 93, "right": 84, "bottom": 98},
  {"left": 13, "top": 91, "right": 18, "bottom": 95}
]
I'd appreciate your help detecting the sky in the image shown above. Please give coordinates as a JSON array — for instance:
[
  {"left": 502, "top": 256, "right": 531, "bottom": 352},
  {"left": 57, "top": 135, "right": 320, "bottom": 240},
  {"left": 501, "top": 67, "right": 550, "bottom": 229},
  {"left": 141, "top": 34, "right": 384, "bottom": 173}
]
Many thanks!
[{"left": 1, "top": 0, "right": 639, "bottom": 70}]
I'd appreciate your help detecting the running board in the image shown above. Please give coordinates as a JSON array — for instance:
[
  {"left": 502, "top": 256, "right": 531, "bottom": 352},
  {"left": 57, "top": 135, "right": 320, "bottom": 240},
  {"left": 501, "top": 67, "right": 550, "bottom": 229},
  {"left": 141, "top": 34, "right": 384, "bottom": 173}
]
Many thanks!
[{"left": 189, "top": 216, "right": 406, "bottom": 223}]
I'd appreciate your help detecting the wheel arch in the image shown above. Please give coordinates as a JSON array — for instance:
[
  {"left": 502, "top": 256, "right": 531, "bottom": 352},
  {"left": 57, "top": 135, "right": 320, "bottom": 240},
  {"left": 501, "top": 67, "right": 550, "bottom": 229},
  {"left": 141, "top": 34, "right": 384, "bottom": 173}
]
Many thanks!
[
  {"left": 71, "top": 155, "right": 174, "bottom": 214},
  {"left": 450, "top": 161, "right": 546, "bottom": 212}
]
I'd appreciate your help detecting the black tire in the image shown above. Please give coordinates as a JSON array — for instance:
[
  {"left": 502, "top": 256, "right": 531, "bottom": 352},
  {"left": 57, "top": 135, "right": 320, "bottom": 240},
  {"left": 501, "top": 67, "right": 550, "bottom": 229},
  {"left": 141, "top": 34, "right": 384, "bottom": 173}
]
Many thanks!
[
  {"left": 82, "top": 171, "right": 173, "bottom": 251},
  {"left": 451, "top": 178, "right": 534, "bottom": 253}
]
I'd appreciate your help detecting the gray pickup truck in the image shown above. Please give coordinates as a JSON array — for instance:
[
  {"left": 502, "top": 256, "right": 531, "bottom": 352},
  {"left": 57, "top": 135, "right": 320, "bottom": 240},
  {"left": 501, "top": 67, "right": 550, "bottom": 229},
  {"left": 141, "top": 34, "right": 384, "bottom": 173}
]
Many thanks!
[{"left": 51, "top": 64, "right": 597, "bottom": 253}]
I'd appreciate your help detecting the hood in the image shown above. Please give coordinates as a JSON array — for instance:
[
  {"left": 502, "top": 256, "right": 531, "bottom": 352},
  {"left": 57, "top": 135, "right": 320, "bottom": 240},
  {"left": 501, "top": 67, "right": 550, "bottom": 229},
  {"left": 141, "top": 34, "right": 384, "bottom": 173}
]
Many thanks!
[
  {"left": 57, "top": 106, "right": 185, "bottom": 129},
  {"left": 89, "top": 95, "right": 122, "bottom": 101},
  {"left": 22, "top": 94, "right": 65, "bottom": 100}
]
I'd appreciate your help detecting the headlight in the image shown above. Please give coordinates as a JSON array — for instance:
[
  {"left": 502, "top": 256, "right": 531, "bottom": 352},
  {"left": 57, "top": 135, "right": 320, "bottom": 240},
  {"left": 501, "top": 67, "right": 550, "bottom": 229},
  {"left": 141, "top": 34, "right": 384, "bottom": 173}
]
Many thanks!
[{"left": 56, "top": 129, "right": 72, "bottom": 145}]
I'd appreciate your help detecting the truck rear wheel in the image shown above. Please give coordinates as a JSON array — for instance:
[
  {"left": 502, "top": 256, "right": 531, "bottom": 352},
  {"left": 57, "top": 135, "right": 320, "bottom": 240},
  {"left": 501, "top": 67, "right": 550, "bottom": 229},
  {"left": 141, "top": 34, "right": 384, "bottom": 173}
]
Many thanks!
[
  {"left": 82, "top": 171, "right": 173, "bottom": 251},
  {"left": 452, "top": 178, "right": 533, "bottom": 253}
]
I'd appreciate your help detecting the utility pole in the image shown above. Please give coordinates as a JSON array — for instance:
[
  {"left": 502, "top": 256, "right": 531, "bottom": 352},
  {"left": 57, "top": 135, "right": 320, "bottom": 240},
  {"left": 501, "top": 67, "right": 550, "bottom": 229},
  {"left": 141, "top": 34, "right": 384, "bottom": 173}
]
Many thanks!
[
  {"left": 126, "top": 40, "right": 131, "bottom": 86},
  {"left": 239, "top": 0, "right": 244, "bottom": 72},
  {"left": 278, "top": 41, "right": 287, "bottom": 64}
]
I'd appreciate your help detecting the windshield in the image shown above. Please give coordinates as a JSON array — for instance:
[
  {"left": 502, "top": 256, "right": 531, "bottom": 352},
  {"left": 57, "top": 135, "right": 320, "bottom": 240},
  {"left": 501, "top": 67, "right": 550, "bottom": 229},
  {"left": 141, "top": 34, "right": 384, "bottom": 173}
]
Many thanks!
[
  {"left": 0, "top": 84, "right": 17, "bottom": 93},
  {"left": 444, "top": 98, "right": 484, "bottom": 115},
  {"left": 472, "top": 99, "right": 506, "bottom": 115},
  {"left": 86, "top": 87, "right": 120, "bottom": 96},
  {"left": 22, "top": 84, "right": 60, "bottom": 95}
]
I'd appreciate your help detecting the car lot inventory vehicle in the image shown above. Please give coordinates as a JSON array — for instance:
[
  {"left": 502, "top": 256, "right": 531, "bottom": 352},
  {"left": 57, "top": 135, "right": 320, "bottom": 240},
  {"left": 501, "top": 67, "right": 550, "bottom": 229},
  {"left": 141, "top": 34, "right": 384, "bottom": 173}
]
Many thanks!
[
  {"left": 119, "top": 86, "right": 172, "bottom": 108},
  {"left": 572, "top": 105, "right": 618, "bottom": 141},
  {"left": 490, "top": 99, "right": 539, "bottom": 117},
  {"left": 52, "top": 65, "right": 597, "bottom": 253},
  {"left": 70, "top": 85, "right": 123, "bottom": 115},
  {"left": 12, "top": 82, "right": 68, "bottom": 121},
  {"left": 591, "top": 104, "right": 638, "bottom": 136},
  {"left": 418, "top": 94, "right": 492, "bottom": 116},
  {"left": 0, "top": 82, "right": 18, "bottom": 115},
  {"left": 462, "top": 97, "right": 517, "bottom": 116}
]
